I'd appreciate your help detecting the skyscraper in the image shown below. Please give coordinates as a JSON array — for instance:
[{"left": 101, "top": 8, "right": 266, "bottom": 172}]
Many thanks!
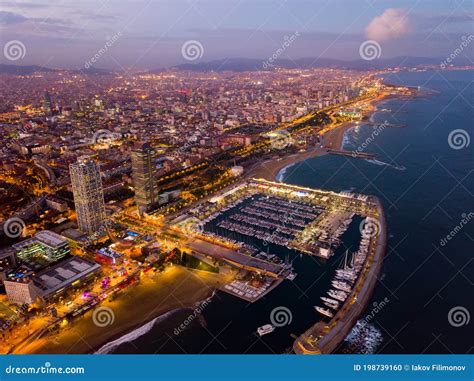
[
  {"left": 43, "top": 91, "right": 53, "bottom": 115},
  {"left": 131, "top": 142, "right": 159, "bottom": 215},
  {"left": 69, "top": 156, "right": 106, "bottom": 234}
]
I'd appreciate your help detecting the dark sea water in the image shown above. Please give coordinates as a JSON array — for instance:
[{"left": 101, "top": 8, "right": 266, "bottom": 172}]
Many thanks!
[{"left": 108, "top": 70, "right": 473, "bottom": 354}]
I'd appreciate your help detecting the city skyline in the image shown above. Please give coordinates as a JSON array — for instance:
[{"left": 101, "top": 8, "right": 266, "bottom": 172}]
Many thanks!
[
  {"left": 0, "top": 0, "right": 472, "bottom": 373},
  {"left": 0, "top": 0, "right": 473, "bottom": 70}
]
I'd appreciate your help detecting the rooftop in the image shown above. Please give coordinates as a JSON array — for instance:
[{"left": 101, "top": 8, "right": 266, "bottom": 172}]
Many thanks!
[
  {"left": 13, "top": 230, "right": 68, "bottom": 251},
  {"left": 33, "top": 256, "right": 101, "bottom": 297}
]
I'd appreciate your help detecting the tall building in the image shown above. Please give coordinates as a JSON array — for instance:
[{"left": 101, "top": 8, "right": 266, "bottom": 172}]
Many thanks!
[
  {"left": 131, "top": 142, "right": 159, "bottom": 215},
  {"left": 43, "top": 91, "right": 53, "bottom": 115},
  {"left": 70, "top": 156, "right": 106, "bottom": 234}
]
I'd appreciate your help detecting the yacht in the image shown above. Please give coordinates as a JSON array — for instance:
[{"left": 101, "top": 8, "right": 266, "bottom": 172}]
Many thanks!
[
  {"left": 257, "top": 324, "right": 275, "bottom": 336},
  {"left": 332, "top": 280, "right": 352, "bottom": 293},
  {"left": 314, "top": 306, "right": 334, "bottom": 318},
  {"left": 321, "top": 297, "right": 340, "bottom": 308},
  {"left": 328, "top": 289, "right": 348, "bottom": 302}
]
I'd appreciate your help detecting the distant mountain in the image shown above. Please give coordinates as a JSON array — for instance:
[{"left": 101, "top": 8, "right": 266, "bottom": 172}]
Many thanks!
[
  {"left": 0, "top": 64, "right": 114, "bottom": 75},
  {"left": 0, "top": 64, "right": 54, "bottom": 75},
  {"left": 167, "top": 56, "right": 470, "bottom": 72},
  {"left": 1, "top": 56, "right": 470, "bottom": 76},
  {"left": 70, "top": 67, "right": 115, "bottom": 75}
]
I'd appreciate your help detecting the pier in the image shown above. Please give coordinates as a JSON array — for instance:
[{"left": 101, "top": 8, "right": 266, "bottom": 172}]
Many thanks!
[
  {"left": 185, "top": 238, "right": 287, "bottom": 278},
  {"left": 293, "top": 197, "right": 386, "bottom": 354},
  {"left": 326, "top": 149, "right": 376, "bottom": 159}
]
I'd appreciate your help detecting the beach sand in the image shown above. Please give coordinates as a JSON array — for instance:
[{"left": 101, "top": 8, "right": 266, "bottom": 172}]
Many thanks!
[
  {"left": 321, "top": 122, "right": 356, "bottom": 150},
  {"left": 17, "top": 266, "right": 231, "bottom": 354},
  {"left": 249, "top": 120, "right": 356, "bottom": 181},
  {"left": 17, "top": 103, "right": 380, "bottom": 355}
]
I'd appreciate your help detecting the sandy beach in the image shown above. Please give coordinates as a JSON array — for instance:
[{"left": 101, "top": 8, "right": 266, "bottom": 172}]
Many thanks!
[
  {"left": 17, "top": 266, "right": 231, "bottom": 354},
  {"left": 249, "top": 120, "right": 356, "bottom": 181},
  {"left": 18, "top": 101, "right": 381, "bottom": 355}
]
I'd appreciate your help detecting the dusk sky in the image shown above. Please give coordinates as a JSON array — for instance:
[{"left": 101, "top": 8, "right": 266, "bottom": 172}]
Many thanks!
[{"left": 0, "top": 0, "right": 472, "bottom": 70}]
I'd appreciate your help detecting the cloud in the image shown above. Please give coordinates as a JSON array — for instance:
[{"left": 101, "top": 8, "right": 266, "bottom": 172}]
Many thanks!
[
  {"left": 1, "top": 2, "right": 50, "bottom": 9},
  {"left": 365, "top": 8, "right": 411, "bottom": 42},
  {"left": 0, "top": 11, "right": 28, "bottom": 25}
]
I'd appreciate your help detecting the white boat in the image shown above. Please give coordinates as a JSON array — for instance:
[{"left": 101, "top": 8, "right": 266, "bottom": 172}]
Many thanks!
[
  {"left": 257, "top": 324, "right": 275, "bottom": 336},
  {"left": 332, "top": 280, "right": 352, "bottom": 293},
  {"left": 321, "top": 297, "right": 340, "bottom": 307},
  {"left": 286, "top": 272, "right": 297, "bottom": 281},
  {"left": 323, "top": 300, "right": 339, "bottom": 310},
  {"left": 328, "top": 289, "right": 348, "bottom": 302},
  {"left": 314, "top": 306, "right": 334, "bottom": 318}
]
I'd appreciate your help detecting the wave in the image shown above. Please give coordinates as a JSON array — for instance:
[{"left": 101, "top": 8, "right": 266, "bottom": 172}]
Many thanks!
[
  {"left": 341, "top": 125, "right": 358, "bottom": 150},
  {"left": 369, "top": 113, "right": 377, "bottom": 124},
  {"left": 276, "top": 163, "right": 295, "bottom": 182},
  {"left": 94, "top": 309, "right": 180, "bottom": 354},
  {"left": 365, "top": 159, "right": 406, "bottom": 171},
  {"left": 95, "top": 291, "right": 217, "bottom": 354},
  {"left": 341, "top": 132, "right": 352, "bottom": 150},
  {"left": 343, "top": 321, "right": 383, "bottom": 354}
]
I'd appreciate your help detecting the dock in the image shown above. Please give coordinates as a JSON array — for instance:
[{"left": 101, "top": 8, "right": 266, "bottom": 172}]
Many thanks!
[
  {"left": 185, "top": 238, "right": 287, "bottom": 278},
  {"left": 293, "top": 197, "right": 386, "bottom": 354},
  {"left": 326, "top": 149, "right": 376, "bottom": 159}
]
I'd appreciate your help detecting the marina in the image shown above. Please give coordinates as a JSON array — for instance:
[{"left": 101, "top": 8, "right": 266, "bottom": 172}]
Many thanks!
[
  {"left": 294, "top": 197, "right": 386, "bottom": 354},
  {"left": 172, "top": 179, "right": 380, "bottom": 317}
]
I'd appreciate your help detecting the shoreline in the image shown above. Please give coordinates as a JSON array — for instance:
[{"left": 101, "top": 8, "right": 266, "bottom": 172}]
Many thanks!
[
  {"left": 256, "top": 91, "right": 404, "bottom": 184},
  {"left": 250, "top": 119, "right": 360, "bottom": 183},
  {"left": 293, "top": 196, "right": 387, "bottom": 354},
  {"left": 17, "top": 266, "right": 230, "bottom": 354},
  {"left": 18, "top": 94, "right": 388, "bottom": 355}
]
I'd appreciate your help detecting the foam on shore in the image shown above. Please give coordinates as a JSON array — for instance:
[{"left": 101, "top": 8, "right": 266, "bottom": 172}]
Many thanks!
[
  {"left": 94, "top": 309, "right": 182, "bottom": 354},
  {"left": 275, "top": 162, "right": 295, "bottom": 182}
]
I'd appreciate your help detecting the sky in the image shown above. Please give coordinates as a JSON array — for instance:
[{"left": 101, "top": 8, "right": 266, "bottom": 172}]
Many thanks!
[{"left": 0, "top": 0, "right": 472, "bottom": 70}]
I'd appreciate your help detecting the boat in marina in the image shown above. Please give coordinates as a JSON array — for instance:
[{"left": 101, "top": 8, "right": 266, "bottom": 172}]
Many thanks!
[
  {"left": 314, "top": 306, "right": 334, "bottom": 318},
  {"left": 331, "top": 280, "right": 352, "bottom": 293},
  {"left": 257, "top": 324, "right": 275, "bottom": 336},
  {"left": 321, "top": 297, "right": 339, "bottom": 310},
  {"left": 328, "top": 289, "right": 348, "bottom": 302}
]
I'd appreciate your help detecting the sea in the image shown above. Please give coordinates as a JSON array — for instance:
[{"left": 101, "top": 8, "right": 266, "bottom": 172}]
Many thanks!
[{"left": 105, "top": 70, "right": 473, "bottom": 355}]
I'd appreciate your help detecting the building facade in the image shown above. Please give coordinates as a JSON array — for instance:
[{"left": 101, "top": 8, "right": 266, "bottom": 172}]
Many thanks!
[
  {"left": 12, "top": 230, "right": 70, "bottom": 269},
  {"left": 131, "top": 142, "right": 159, "bottom": 215},
  {"left": 69, "top": 156, "right": 106, "bottom": 234}
]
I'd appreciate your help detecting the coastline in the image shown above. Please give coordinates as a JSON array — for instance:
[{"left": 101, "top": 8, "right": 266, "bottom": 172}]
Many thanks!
[
  {"left": 252, "top": 120, "right": 357, "bottom": 182},
  {"left": 18, "top": 96, "right": 386, "bottom": 355},
  {"left": 293, "top": 196, "right": 387, "bottom": 354},
  {"left": 17, "top": 266, "right": 230, "bottom": 354}
]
